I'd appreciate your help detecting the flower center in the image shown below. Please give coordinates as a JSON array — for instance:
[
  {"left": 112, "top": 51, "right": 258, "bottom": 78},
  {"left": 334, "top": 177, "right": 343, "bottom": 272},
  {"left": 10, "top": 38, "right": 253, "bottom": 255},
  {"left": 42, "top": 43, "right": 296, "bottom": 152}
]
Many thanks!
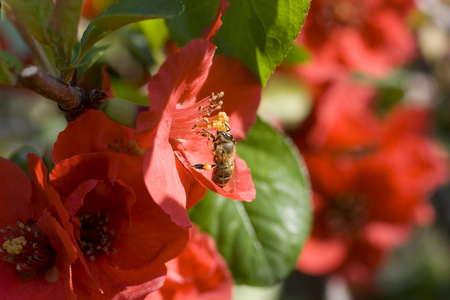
[
  {"left": 320, "top": 0, "right": 366, "bottom": 28},
  {"left": 0, "top": 222, "right": 56, "bottom": 280},
  {"left": 325, "top": 193, "right": 369, "bottom": 237},
  {"left": 170, "top": 92, "right": 229, "bottom": 140},
  {"left": 78, "top": 212, "right": 117, "bottom": 261}
]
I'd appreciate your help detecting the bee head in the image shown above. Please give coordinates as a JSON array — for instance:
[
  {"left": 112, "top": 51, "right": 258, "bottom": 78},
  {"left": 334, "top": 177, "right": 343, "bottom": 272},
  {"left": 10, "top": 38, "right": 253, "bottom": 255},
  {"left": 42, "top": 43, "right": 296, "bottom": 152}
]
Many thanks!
[{"left": 217, "top": 130, "right": 234, "bottom": 143}]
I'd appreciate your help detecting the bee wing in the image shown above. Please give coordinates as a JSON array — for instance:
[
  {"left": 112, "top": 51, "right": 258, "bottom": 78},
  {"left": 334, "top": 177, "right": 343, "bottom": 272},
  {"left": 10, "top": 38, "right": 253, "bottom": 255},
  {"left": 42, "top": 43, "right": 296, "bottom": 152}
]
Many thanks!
[{"left": 222, "top": 159, "right": 237, "bottom": 194}]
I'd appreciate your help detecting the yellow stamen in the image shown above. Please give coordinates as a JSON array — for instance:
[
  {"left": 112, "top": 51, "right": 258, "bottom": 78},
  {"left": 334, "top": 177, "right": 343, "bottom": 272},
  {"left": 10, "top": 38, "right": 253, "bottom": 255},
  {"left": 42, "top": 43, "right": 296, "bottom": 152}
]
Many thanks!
[
  {"left": 192, "top": 92, "right": 228, "bottom": 132},
  {"left": 212, "top": 112, "right": 230, "bottom": 131},
  {"left": 3, "top": 236, "right": 27, "bottom": 255}
]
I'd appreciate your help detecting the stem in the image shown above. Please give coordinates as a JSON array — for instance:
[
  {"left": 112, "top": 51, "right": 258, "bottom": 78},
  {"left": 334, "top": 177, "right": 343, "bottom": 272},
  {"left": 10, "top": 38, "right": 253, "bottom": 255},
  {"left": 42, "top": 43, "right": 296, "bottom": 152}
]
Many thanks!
[
  {"left": 18, "top": 66, "right": 107, "bottom": 121},
  {"left": 19, "top": 66, "right": 84, "bottom": 110}
]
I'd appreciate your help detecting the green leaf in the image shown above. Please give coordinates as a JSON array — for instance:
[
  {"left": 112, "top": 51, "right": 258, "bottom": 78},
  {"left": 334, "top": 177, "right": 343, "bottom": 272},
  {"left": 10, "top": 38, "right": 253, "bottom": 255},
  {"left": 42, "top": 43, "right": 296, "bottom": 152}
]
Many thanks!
[
  {"left": 4, "top": 0, "right": 55, "bottom": 45},
  {"left": 102, "top": 98, "right": 141, "bottom": 129},
  {"left": 0, "top": 51, "right": 23, "bottom": 85},
  {"left": 138, "top": 19, "right": 170, "bottom": 51},
  {"left": 90, "top": 0, "right": 184, "bottom": 30},
  {"left": 189, "top": 117, "right": 312, "bottom": 286},
  {"left": 78, "top": 0, "right": 184, "bottom": 61},
  {"left": 52, "top": 0, "right": 83, "bottom": 65},
  {"left": 166, "top": 0, "right": 310, "bottom": 86},
  {"left": 282, "top": 44, "right": 311, "bottom": 66},
  {"left": 76, "top": 46, "right": 109, "bottom": 77},
  {"left": 165, "top": 0, "right": 218, "bottom": 44},
  {"left": 110, "top": 77, "right": 149, "bottom": 106},
  {"left": 216, "top": 0, "right": 310, "bottom": 86}
]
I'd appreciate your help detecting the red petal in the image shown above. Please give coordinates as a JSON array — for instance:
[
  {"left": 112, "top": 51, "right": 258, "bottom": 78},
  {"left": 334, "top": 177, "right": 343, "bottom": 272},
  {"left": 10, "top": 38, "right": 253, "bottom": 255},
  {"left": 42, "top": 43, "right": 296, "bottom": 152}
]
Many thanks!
[
  {"left": 75, "top": 262, "right": 166, "bottom": 300},
  {"left": 63, "top": 179, "right": 99, "bottom": 216},
  {"left": 136, "top": 38, "right": 217, "bottom": 148},
  {"left": 0, "top": 269, "right": 66, "bottom": 300},
  {"left": 50, "top": 154, "right": 119, "bottom": 196},
  {"left": 142, "top": 142, "right": 192, "bottom": 229},
  {"left": 150, "top": 226, "right": 233, "bottom": 300},
  {"left": 202, "top": 0, "right": 230, "bottom": 42},
  {"left": 110, "top": 180, "right": 190, "bottom": 268},
  {"left": 360, "top": 222, "right": 411, "bottom": 249},
  {"left": 304, "top": 79, "right": 380, "bottom": 149},
  {"left": 52, "top": 110, "right": 135, "bottom": 164},
  {"left": 198, "top": 55, "right": 261, "bottom": 140},
  {"left": 37, "top": 210, "right": 79, "bottom": 300},
  {"left": 175, "top": 158, "right": 207, "bottom": 210},
  {"left": 27, "top": 154, "right": 71, "bottom": 226},
  {"left": 297, "top": 237, "right": 348, "bottom": 275}
]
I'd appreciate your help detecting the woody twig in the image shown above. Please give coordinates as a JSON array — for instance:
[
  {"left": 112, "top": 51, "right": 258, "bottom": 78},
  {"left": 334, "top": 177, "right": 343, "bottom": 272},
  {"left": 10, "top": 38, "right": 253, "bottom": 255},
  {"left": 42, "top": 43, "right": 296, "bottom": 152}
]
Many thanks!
[{"left": 18, "top": 66, "right": 107, "bottom": 121}]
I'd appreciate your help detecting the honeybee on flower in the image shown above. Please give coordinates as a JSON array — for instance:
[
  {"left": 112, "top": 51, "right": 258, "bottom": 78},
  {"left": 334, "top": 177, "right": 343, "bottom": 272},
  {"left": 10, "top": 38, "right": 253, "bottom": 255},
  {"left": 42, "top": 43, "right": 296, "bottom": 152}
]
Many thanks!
[{"left": 191, "top": 96, "right": 237, "bottom": 192}]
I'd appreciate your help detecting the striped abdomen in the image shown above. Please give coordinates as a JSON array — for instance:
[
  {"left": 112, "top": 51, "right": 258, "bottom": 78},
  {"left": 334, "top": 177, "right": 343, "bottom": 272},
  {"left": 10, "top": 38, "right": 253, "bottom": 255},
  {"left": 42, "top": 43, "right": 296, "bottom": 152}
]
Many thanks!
[{"left": 212, "top": 160, "right": 234, "bottom": 187}]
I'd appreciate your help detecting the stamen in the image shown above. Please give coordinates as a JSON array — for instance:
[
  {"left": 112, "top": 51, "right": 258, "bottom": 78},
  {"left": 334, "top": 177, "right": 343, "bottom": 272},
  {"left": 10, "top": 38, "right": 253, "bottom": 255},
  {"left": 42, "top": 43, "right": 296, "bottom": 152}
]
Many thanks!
[
  {"left": 78, "top": 212, "right": 117, "bottom": 261},
  {"left": 2, "top": 236, "right": 27, "bottom": 255},
  {"left": 170, "top": 91, "right": 227, "bottom": 140},
  {"left": 211, "top": 112, "right": 230, "bottom": 131},
  {"left": 0, "top": 222, "right": 56, "bottom": 280}
]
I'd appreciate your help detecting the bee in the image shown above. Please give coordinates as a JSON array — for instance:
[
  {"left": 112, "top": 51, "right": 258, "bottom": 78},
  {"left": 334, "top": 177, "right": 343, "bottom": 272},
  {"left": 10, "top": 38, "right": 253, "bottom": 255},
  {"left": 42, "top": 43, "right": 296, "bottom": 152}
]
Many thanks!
[{"left": 191, "top": 126, "right": 236, "bottom": 190}]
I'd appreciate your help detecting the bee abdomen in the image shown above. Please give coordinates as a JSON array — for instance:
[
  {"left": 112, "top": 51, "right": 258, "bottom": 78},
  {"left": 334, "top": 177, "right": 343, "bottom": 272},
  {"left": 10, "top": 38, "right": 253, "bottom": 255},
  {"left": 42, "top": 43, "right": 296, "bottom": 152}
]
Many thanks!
[{"left": 212, "top": 164, "right": 233, "bottom": 187}]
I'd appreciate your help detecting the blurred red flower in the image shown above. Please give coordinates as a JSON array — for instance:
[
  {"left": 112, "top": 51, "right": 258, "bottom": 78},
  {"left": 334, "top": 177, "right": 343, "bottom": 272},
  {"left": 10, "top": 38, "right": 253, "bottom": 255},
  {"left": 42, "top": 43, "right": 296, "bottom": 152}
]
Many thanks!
[
  {"left": 51, "top": 110, "right": 189, "bottom": 299},
  {"left": 146, "top": 226, "right": 233, "bottom": 300},
  {"left": 298, "top": 0, "right": 416, "bottom": 77},
  {"left": 81, "top": 0, "right": 116, "bottom": 20},
  {"left": 293, "top": 79, "right": 381, "bottom": 150},
  {"left": 135, "top": 0, "right": 260, "bottom": 229},
  {"left": 0, "top": 154, "right": 78, "bottom": 300},
  {"left": 294, "top": 79, "right": 449, "bottom": 287}
]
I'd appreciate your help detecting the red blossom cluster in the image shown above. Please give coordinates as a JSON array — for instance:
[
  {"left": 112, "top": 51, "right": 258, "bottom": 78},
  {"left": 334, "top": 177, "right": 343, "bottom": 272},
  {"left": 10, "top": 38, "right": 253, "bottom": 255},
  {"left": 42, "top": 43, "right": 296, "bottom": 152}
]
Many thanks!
[
  {"left": 292, "top": 79, "right": 448, "bottom": 287},
  {"left": 297, "top": 0, "right": 416, "bottom": 78},
  {"left": 0, "top": 1, "right": 260, "bottom": 299},
  {"left": 284, "top": 0, "right": 450, "bottom": 293}
]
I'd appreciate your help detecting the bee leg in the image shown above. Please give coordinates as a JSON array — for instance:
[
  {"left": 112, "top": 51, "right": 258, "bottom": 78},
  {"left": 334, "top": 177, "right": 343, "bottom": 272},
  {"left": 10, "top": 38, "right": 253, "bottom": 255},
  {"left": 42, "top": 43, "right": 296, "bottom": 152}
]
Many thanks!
[
  {"left": 199, "top": 128, "right": 217, "bottom": 152},
  {"left": 201, "top": 128, "right": 216, "bottom": 141},
  {"left": 190, "top": 164, "right": 216, "bottom": 170},
  {"left": 191, "top": 164, "right": 205, "bottom": 169},
  {"left": 206, "top": 141, "right": 216, "bottom": 154}
]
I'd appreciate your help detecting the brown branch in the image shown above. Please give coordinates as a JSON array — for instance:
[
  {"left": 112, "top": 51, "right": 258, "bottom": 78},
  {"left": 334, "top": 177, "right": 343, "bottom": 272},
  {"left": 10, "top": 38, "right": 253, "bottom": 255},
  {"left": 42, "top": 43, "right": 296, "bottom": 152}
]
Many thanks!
[
  {"left": 18, "top": 66, "right": 107, "bottom": 121},
  {"left": 20, "top": 66, "right": 83, "bottom": 110}
]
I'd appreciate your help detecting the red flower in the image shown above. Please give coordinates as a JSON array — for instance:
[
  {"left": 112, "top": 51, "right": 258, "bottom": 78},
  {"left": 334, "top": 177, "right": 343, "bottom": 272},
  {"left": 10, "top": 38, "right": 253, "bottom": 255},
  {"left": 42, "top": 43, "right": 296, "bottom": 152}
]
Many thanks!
[
  {"left": 0, "top": 154, "right": 78, "bottom": 300},
  {"left": 51, "top": 110, "right": 190, "bottom": 298},
  {"left": 297, "top": 0, "right": 416, "bottom": 77},
  {"left": 292, "top": 79, "right": 381, "bottom": 150},
  {"left": 135, "top": 0, "right": 260, "bottom": 228},
  {"left": 146, "top": 226, "right": 233, "bottom": 300},
  {"left": 52, "top": 109, "right": 139, "bottom": 165},
  {"left": 294, "top": 80, "right": 449, "bottom": 287},
  {"left": 49, "top": 153, "right": 189, "bottom": 299}
]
